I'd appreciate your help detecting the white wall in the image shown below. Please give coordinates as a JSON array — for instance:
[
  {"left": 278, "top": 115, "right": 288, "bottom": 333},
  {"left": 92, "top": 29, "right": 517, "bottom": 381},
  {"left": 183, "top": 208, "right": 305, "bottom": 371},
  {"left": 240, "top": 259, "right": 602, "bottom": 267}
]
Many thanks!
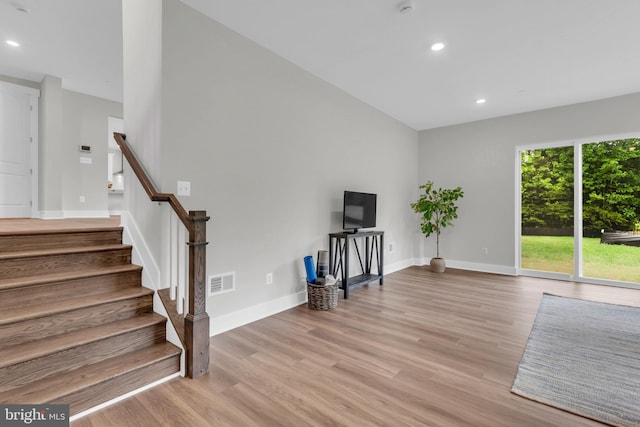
[
  {"left": 122, "top": 0, "right": 164, "bottom": 260},
  {"left": 123, "top": 0, "right": 418, "bottom": 325},
  {"left": 39, "top": 75, "right": 64, "bottom": 217},
  {"left": 62, "top": 90, "right": 123, "bottom": 215},
  {"left": 418, "top": 92, "right": 640, "bottom": 273}
]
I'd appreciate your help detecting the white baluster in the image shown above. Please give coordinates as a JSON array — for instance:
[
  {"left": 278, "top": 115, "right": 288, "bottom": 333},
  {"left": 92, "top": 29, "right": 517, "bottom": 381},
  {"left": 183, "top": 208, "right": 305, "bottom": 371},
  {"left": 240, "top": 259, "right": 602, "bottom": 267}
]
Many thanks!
[
  {"left": 170, "top": 211, "right": 178, "bottom": 301},
  {"left": 183, "top": 236, "right": 189, "bottom": 316},
  {"left": 161, "top": 206, "right": 171, "bottom": 290},
  {"left": 177, "top": 224, "right": 186, "bottom": 315}
]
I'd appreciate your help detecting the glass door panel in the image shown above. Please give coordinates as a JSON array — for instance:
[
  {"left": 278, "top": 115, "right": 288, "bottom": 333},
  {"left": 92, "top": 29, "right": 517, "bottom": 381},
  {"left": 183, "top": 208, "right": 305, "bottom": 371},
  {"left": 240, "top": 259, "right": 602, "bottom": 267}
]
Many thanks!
[
  {"left": 521, "top": 146, "right": 574, "bottom": 275},
  {"left": 582, "top": 138, "right": 640, "bottom": 283}
]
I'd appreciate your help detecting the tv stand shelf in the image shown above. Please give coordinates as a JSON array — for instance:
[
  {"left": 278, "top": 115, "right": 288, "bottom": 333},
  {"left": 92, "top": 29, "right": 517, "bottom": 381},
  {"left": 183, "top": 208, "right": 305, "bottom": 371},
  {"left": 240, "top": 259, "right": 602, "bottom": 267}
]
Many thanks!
[{"left": 328, "top": 231, "right": 383, "bottom": 299}]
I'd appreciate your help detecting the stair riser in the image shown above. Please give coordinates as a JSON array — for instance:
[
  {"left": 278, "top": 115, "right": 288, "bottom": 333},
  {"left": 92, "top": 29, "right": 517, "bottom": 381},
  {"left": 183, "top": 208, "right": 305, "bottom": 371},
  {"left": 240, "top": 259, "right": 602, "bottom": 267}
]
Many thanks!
[
  {"left": 0, "top": 247, "right": 132, "bottom": 279},
  {"left": 0, "top": 229, "right": 123, "bottom": 253},
  {"left": 0, "top": 295, "right": 153, "bottom": 349},
  {"left": 60, "top": 355, "right": 180, "bottom": 415},
  {"left": 0, "top": 322, "right": 166, "bottom": 393},
  {"left": 0, "top": 269, "right": 142, "bottom": 311}
]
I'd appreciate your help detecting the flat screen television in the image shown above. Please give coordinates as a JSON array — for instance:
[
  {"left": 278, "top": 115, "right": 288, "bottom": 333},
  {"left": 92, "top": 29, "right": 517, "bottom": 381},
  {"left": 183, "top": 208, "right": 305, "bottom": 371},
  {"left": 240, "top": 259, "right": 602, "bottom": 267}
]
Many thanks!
[{"left": 343, "top": 191, "right": 377, "bottom": 233}]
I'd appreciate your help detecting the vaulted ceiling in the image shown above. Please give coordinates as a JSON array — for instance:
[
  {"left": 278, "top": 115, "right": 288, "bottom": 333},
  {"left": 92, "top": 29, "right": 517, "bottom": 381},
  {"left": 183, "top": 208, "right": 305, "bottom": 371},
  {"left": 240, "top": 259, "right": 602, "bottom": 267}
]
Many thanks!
[{"left": 2, "top": 0, "right": 639, "bottom": 130}]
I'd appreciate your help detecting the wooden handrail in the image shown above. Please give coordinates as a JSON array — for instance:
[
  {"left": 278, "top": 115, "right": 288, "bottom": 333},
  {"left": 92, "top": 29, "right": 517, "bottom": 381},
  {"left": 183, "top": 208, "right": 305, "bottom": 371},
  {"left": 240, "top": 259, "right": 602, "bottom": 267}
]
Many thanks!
[
  {"left": 113, "top": 132, "right": 210, "bottom": 379},
  {"left": 113, "top": 132, "right": 193, "bottom": 233}
]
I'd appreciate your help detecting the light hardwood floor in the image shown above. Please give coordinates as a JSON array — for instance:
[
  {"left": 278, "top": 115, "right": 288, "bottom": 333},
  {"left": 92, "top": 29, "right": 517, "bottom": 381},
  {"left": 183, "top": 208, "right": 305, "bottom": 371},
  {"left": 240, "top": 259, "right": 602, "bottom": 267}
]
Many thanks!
[{"left": 73, "top": 266, "right": 640, "bottom": 426}]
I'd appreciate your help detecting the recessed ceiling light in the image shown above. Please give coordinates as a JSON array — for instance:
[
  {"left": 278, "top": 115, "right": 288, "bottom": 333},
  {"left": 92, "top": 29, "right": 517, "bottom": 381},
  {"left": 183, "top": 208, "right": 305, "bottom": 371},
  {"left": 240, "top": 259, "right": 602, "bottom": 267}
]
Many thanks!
[
  {"left": 6, "top": 40, "right": 20, "bottom": 47},
  {"left": 431, "top": 42, "right": 445, "bottom": 51},
  {"left": 475, "top": 98, "right": 487, "bottom": 104}
]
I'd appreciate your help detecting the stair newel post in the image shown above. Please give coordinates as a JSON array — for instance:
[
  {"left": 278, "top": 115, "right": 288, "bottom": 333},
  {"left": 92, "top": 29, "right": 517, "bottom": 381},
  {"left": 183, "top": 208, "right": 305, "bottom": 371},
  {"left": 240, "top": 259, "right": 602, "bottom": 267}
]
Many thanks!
[{"left": 184, "top": 210, "right": 210, "bottom": 378}]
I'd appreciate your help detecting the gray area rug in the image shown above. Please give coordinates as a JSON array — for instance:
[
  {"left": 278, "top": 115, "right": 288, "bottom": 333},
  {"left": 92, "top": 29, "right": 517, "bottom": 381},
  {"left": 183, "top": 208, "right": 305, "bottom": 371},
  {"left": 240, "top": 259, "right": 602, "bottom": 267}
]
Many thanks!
[{"left": 512, "top": 294, "right": 640, "bottom": 426}]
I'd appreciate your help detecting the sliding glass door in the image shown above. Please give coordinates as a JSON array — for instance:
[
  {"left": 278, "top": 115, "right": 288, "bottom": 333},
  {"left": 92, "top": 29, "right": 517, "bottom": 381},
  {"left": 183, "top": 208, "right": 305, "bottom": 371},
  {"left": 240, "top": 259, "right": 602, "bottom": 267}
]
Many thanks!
[
  {"left": 581, "top": 138, "right": 640, "bottom": 283},
  {"left": 520, "top": 137, "right": 640, "bottom": 286},
  {"left": 520, "top": 146, "right": 574, "bottom": 277}
]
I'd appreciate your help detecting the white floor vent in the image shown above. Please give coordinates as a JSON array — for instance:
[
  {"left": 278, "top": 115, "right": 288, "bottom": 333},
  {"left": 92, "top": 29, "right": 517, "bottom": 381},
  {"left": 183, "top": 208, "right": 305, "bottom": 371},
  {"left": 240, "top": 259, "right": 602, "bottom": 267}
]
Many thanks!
[{"left": 208, "top": 272, "right": 235, "bottom": 296}]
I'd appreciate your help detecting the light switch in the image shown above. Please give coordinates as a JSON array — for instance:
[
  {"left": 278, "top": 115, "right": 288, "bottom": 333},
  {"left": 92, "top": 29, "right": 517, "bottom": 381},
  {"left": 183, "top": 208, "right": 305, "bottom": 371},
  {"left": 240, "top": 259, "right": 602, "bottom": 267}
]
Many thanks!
[
  {"left": 80, "top": 157, "right": 92, "bottom": 164},
  {"left": 177, "top": 181, "right": 191, "bottom": 196}
]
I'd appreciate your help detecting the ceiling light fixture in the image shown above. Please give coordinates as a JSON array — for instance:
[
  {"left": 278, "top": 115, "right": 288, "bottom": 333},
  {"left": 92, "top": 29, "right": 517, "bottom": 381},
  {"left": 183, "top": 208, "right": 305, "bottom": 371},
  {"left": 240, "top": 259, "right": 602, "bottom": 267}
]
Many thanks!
[
  {"left": 475, "top": 98, "right": 487, "bottom": 104},
  {"left": 431, "top": 42, "right": 445, "bottom": 51},
  {"left": 398, "top": 1, "right": 415, "bottom": 14},
  {"left": 6, "top": 40, "right": 20, "bottom": 47}
]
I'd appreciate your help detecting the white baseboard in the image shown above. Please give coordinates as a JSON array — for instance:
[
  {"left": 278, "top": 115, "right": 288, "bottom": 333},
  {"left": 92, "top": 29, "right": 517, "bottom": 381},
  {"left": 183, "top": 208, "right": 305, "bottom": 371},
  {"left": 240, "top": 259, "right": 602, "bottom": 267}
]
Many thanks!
[
  {"left": 39, "top": 210, "right": 64, "bottom": 219},
  {"left": 414, "top": 257, "right": 517, "bottom": 276},
  {"left": 210, "top": 290, "right": 308, "bottom": 336},
  {"left": 447, "top": 259, "right": 517, "bottom": 276},
  {"left": 385, "top": 258, "right": 415, "bottom": 274},
  {"left": 63, "top": 210, "right": 110, "bottom": 218},
  {"left": 39, "top": 210, "right": 111, "bottom": 219}
]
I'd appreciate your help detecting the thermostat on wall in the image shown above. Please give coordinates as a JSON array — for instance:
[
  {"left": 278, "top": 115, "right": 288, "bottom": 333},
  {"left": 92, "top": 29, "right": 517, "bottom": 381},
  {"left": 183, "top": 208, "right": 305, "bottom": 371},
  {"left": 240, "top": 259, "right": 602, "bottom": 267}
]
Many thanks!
[{"left": 80, "top": 145, "right": 91, "bottom": 153}]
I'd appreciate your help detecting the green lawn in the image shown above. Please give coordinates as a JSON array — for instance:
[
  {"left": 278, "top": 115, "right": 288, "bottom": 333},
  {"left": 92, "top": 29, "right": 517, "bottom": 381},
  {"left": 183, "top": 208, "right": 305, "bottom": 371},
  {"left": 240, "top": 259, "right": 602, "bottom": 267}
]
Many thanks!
[{"left": 521, "top": 235, "right": 640, "bottom": 283}]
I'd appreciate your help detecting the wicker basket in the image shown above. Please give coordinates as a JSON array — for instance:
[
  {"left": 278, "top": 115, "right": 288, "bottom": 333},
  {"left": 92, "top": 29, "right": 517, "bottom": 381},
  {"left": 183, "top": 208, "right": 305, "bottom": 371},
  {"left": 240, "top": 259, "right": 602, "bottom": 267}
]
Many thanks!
[{"left": 307, "top": 281, "right": 339, "bottom": 310}]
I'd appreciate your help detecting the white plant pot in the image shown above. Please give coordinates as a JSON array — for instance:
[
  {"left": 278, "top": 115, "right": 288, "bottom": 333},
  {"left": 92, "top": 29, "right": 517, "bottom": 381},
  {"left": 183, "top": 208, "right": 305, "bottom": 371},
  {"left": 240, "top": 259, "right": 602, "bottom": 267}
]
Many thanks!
[{"left": 430, "top": 257, "right": 446, "bottom": 273}]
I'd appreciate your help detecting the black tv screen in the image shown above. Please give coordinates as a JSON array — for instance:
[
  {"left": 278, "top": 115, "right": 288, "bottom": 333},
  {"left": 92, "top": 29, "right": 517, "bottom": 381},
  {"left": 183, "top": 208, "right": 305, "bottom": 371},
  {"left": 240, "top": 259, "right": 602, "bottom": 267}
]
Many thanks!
[{"left": 343, "top": 191, "right": 377, "bottom": 232}]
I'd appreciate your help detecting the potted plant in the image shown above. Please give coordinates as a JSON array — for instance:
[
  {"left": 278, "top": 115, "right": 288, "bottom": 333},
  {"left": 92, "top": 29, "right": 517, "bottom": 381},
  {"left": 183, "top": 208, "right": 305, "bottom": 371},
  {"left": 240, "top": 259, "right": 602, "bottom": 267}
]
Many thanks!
[{"left": 410, "top": 181, "right": 464, "bottom": 273}]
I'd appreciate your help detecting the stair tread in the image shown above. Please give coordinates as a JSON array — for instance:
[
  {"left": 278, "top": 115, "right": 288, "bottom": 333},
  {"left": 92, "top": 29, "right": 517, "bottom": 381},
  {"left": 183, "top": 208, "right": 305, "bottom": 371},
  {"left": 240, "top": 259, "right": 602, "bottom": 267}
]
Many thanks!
[
  {"left": 0, "top": 341, "right": 181, "bottom": 405},
  {"left": 0, "top": 286, "right": 153, "bottom": 326},
  {"left": 0, "top": 312, "right": 167, "bottom": 370},
  {"left": 0, "top": 244, "right": 132, "bottom": 261},
  {"left": 0, "top": 264, "right": 142, "bottom": 292},
  {"left": 0, "top": 225, "right": 123, "bottom": 237}
]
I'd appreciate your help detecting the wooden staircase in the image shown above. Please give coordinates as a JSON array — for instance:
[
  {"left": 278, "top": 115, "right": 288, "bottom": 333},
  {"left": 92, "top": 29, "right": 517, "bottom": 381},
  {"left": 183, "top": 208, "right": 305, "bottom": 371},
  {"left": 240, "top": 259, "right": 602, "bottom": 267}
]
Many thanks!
[{"left": 0, "top": 219, "right": 181, "bottom": 416}]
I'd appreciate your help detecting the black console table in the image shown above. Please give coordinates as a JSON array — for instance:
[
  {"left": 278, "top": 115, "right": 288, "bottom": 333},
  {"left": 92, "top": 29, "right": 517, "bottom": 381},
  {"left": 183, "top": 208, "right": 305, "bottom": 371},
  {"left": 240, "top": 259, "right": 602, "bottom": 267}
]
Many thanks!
[{"left": 328, "top": 231, "right": 383, "bottom": 299}]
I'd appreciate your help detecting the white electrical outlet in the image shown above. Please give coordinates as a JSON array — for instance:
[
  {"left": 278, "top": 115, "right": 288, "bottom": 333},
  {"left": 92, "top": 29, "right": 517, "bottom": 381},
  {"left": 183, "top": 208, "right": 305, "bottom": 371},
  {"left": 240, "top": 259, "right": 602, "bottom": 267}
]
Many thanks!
[
  {"left": 266, "top": 273, "right": 273, "bottom": 285},
  {"left": 482, "top": 247, "right": 489, "bottom": 255},
  {"left": 177, "top": 181, "right": 191, "bottom": 196},
  {"left": 79, "top": 196, "right": 85, "bottom": 203},
  {"left": 389, "top": 242, "right": 396, "bottom": 253}
]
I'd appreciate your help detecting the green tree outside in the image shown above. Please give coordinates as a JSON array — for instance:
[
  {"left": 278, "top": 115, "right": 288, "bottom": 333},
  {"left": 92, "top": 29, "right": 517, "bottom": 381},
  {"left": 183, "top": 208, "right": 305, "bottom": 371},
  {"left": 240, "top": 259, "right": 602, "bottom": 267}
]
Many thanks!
[
  {"left": 521, "top": 146, "right": 574, "bottom": 230},
  {"left": 521, "top": 138, "right": 640, "bottom": 232},
  {"left": 582, "top": 139, "right": 640, "bottom": 231}
]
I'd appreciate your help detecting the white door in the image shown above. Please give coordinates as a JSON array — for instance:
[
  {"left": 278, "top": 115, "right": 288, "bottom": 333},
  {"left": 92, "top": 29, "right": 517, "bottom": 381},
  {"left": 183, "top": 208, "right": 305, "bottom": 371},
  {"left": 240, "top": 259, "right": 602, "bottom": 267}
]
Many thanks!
[{"left": 0, "top": 84, "right": 36, "bottom": 218}]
